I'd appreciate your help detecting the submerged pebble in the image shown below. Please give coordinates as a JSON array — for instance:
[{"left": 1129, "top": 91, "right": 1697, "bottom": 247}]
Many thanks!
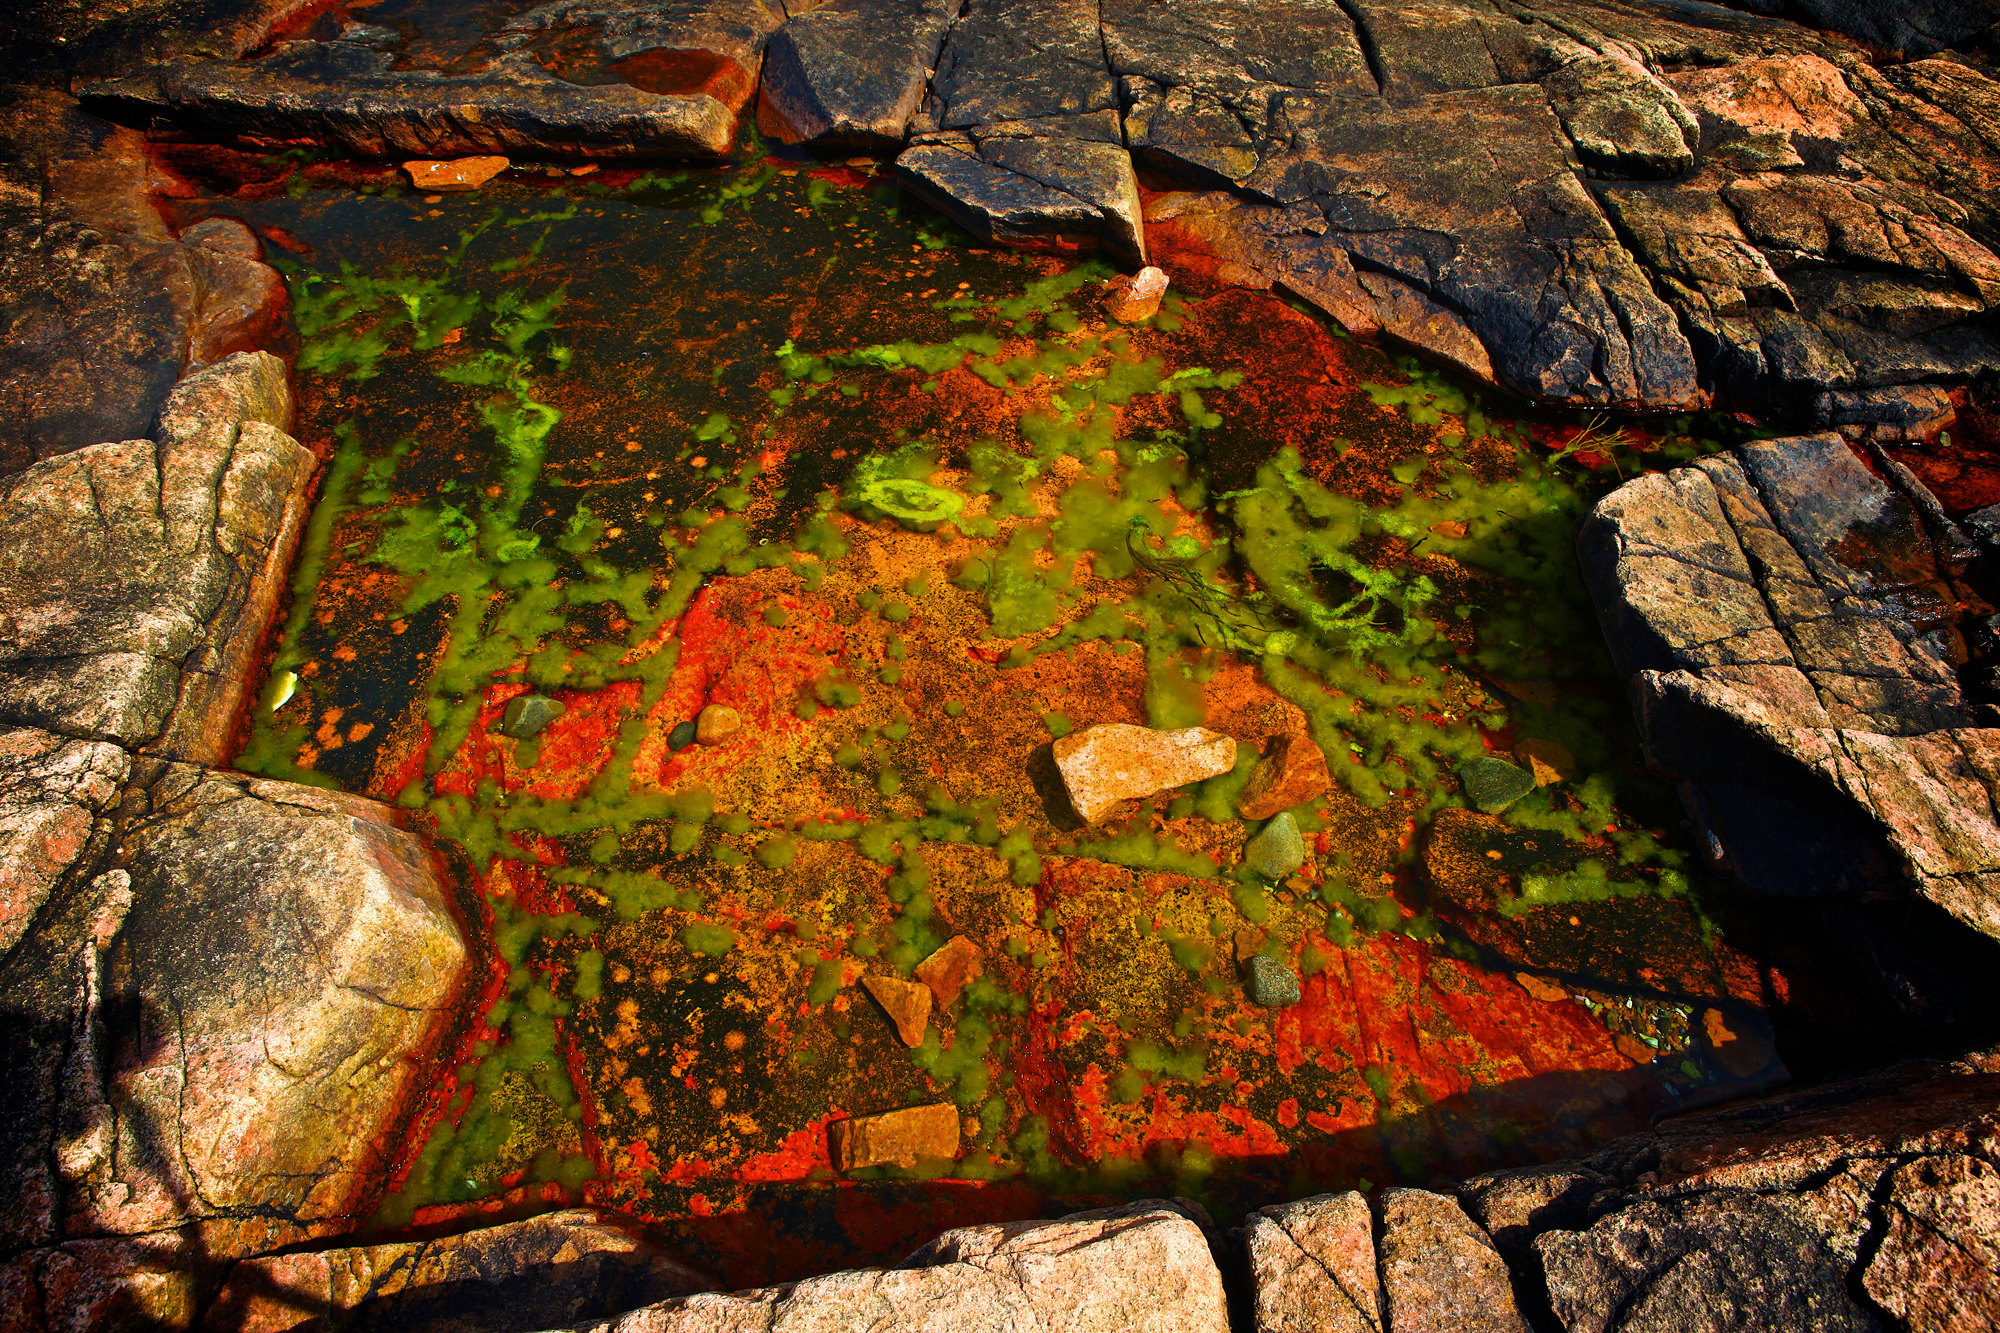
[
  {"left": 697, "top": 703, "right": 742, "bottom": 745},
  {"left": 668, "top": 719, "right": 699, "bottom": 751},
  {"left": 1245, "top": 954, "right": 1301, "bottom": 1008},
  {"left": 1244, "top": 811, "right": 1306, "bottom": 879},
  {"left": 498, "top": 693, "right": 565, "bottom": 739},
  {"left": 1459, "top": 757, "right": 1537, "bottom": 813}
]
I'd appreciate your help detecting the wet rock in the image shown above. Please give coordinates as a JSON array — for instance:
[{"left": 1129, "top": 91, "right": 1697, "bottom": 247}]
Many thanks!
[
  {"left": 1242, "top": 1190, "right": 1381, "bottom": 1333},
  {"left": 862, "top": 973, "right": 933, "bottom": 1047},
  {"left": 1702, "top": 1006, "right": 1778, "bottom": 1079},
  {"left": 500, "top": 693, "right": 566, "bottom": 739},
  {"left": 1378, "top": 1188, "right": 1528, "bottom": 1333},
  {"left": 63, "top": 768, "right": 469, "bottom": 1255},
  {"left": 574, "top": 1200, "right": 1229, "bottom": 1332},
  {"left": 0, "top": 352, "right": 314, "bottom": 763},
  {"left": 1512, "top": 738, "right": 1575, "bottom": 786},
  {"left": 0, "top": 727, "right": 128, "bottom": 957},
  {"left": 695, "top": 703, "right": 740, "bottom": 744},
  {"left": 668, "top": 719, "right": 698, "bottom": 751},
  {"left": 1458, "top": 757, "right": 1536, "bottom": 814},
  {"left": 828, "top": 1101, "right": 960, "bottom": 1171},
  {"left": 1106, "top": 266, "right": 1169, "bottom": 323},
  {"left": 1515, "top": 972, "right": 1570, "bottom": 1003},
  {"left": 1243, "top": 811, "right": 1305, "bottom": 880},
  {"left": 761, "top": 0, "right": 957, "bottom": 149},
  {"left": 403, "top": 155, "right": 511, "bottom": 191},
  {"left": 0, "top": 91, "right": 291, "bottom": 475},
  {"left": 1423, "top": 807, "right": 1514, "bottom": 911},
  {"left": 1053, "top": 723, "right": 1237, "bottom": 824},
  {"left": 1537, "top": 1192, "right": 1877, "bottom": 1332},
  {"left": 1577, "top": 434, "right": 2000, "bottom": 942},
  {"left": 81, "top": 42, "right": 744, "bottom": 160},
  {"left": 915, "top": 934, "right": 984, "bottom": 1008},
  {"left": 200, "top": 1207, "right": 714, "bottom": 1333},
  {"left": 1236, "top": 732, "right": 1332, "bottom": 820},
  {"left": 1243, "top": 954, "right": 1300, "bottom": 1009}
]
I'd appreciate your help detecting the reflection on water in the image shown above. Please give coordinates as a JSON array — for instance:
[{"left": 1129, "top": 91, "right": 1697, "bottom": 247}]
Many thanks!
[{"left": 175, "top": 146, "right": 1795, "bottom": 1286}]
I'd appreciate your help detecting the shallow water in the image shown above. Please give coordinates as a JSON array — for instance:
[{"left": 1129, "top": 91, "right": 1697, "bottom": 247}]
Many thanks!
[{"left": 172, "top": 147, "right": 1798, "bottom": 1284}]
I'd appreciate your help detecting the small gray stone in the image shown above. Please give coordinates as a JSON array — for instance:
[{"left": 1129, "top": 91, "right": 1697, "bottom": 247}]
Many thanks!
[
  {"left": 1459, "top": 758, "right": 1537, "bottom": 814},
  {"left": 499, "top": 693, "right": 565, "bottom": 739},
  {"left": 1246, "top": 954, "right": 1300, "bottom": 1008},
  {"left": 668, "top": 719, "right": 699, "bottom": 751},
  {"left": 1245, "top": 811, "right": 1306, "bottom": 879}
]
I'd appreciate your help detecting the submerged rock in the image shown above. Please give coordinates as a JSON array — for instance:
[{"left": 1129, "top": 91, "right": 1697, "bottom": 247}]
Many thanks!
[
  {"left": 1053, "top": 722, "right": 1237, "bottom": 824},
  {"left": 499, "top": 692, "right": 566, "bottom": 738},
  {"left": 915, "top": 934, "right": 984, "bottom": 1007},
  {"left": 863, "top": 972, "right": 933, "bottom": 1047},
  {"left": 1106, "top": 266, "right": 1169, "bottom": 322},
  {"left": 1237, "top": 732, "right": 1332, "bottom": 820},
  {"left": 828, "top": 1101, "right": 960, "bottom": 1171},
  {"left": 1244, "top": 811, "right": 1306, "bottom": 880},
  {"left": 695, "top": 702, "right": 741, "bottom": 744},
  {"left": 201, "top": 1208, "right": 713, "bottom": 1333},
  {"left": 1458, "top": 758, "right": 1537, "bottom": 814},
  {"left": 1512, "top": 738, "right": 1575, "bottom": 786},
  {"left": 403, "top": 155, "right": 511, "bottom": 191},
  {"left": 1244, "top": 953, "right": 1300, "bottom": 1008}
]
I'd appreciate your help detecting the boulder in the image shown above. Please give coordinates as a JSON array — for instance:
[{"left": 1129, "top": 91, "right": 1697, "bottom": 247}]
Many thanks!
[
  {"left": 61, "top": 767, "right": 469, "bottom": 1256},
  {"left": 1577, "top": 433, "right": 2000, "bottom": 942},
  {"left": 1377, "top": 1189, "right": 1529, "bottom": 1333},
  {"left": 570, "top": 1200, "right": 1230, "bottom": 1332},
  {"left": 1052, "top": 723, "right": 1237, "bottom": 824},
  {"left": 0, "top": 352, "right": 315, "bottom": 764},
  {"left": 1242, "top": 1190, "right": 1381, "bottom": 1333},
  {"left": 200, "top": 1208, "right": 714, "bottom": 1333}
]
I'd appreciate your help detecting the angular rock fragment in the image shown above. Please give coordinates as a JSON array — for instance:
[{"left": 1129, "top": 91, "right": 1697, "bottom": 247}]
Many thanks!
[
  {"left": 1545, "top": 53, "right": 1698, "bottom": 178},
  {"left": 576, "top": 1201, "right": 1229, "bottom": 1331},
  {"left": 201, "top": 1208, "right": 714, "bottom": 1333},
  {"left": 915, "top": 934, "right": 984, "bottom": 1008},
  {"left": 1238, "top": 732, "right": 1332, "bottom": 820},
  {"left": 1106, "top": 265, "right": 1168, "bottom": 322},
  {"left": 1053, "top": 723, "right": 1237, "bottom": 824},
  {"left": 898, "top": 128, "right": 1147, "bottom": 264},
  {"left": 0, "top": 352, "right": 314, "bottom": 762},
  {"left": 1244, "top": 954, "right": 1300, "bottom": 1008},
  {"left": 1512, "top": 738, "right": 1575, "bottom": 786},
  {"left": 64, "top": 768, "right": 469, "bottom": 1255},
  {"left": 828, "top": 1102, "right": 960, "bottom": 1171},
  {"left": 863, "top": 973, "right": 933, "bottom": 1046},
  {"left": 1377, "top": 1189, "right": 1528, "bottom": 1333},
  {"left": 500, "top": 693, "right": 566, "bottom": 739},
  {"left": 1243, "top": 1190, "right": 1381, "bottom": 1333},
  {"left": 403, "top": 155, "right": 511, "bottom": 191},
  {"left": 761, "top": 0, "right": 956, "bottom": 149},
  {"left": 1458, "top": 758, "right": 1536, "bottom": 814}
]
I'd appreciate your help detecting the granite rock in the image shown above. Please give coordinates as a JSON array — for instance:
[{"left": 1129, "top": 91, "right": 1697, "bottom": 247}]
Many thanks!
[
  {"left": 828, "top": 1102, "right": 961, "bottom": 1171},
  {"left": 0, "top": 727, "right": 128, "bottom": 958},
  {"left": 1242, "top": 1190, "right": 1381, "bottom": 1333},
  {"left": 1236, "top": 732, "right": 1332, "bottom": 821},
  {"left": 914, "top": 934, "right": 984, "bottom": 1008},
  {"left": 1243, "top": 953, "right": 1301, "bottom": 1008},
  {"left": 1377, "top": 1188, "right": 1528, "bottom": 1333},
  {"left": 761, "top": 0, "right": 956, "bottom": 149},
  {"left": 862, "top": 973, "right": 933, "bottom": 1047},
  {"left": 0, "top": 352, "right": 315, "bottom": 763},
  {"left": 572, "top": 1200, "right": 1230, "bottom": 1333},
  {"left": 200, "top": 1208, "right": 714, "bottom": 1333},
  {"left": 1243, "top": 811, "right": 1305, "bottom": 879}
]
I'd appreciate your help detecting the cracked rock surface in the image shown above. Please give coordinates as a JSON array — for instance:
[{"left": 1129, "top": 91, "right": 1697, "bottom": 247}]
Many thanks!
[{"left": 1579, "top": 430, "right": 2000, "bottom": 942}]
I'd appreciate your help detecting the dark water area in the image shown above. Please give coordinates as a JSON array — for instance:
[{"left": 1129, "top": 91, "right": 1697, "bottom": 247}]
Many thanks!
[{"left": 153, "top": 143, "right": 1965, "bottom": 1287}]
